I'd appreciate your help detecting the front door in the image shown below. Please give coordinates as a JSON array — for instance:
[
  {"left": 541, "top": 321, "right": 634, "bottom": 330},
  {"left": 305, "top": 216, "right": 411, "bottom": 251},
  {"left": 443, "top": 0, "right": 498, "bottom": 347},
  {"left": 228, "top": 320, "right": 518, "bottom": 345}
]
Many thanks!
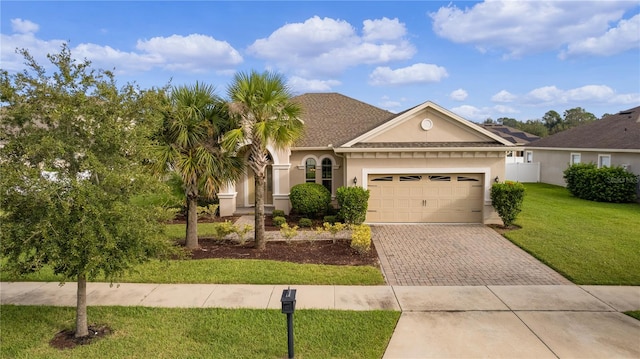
[{"left": 247, "top": 164, "right": 273, "bottom": 206}]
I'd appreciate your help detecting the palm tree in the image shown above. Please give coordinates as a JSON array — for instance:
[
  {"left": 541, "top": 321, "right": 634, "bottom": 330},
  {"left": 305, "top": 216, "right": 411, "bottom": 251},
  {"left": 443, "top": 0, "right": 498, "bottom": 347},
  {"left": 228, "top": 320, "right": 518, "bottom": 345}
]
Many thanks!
[
  {"left": 153, "top": 83, "right": 244, "bottom": 249},
  {"left": 224, "top": 71, "right": 304, "bottom": 250}
]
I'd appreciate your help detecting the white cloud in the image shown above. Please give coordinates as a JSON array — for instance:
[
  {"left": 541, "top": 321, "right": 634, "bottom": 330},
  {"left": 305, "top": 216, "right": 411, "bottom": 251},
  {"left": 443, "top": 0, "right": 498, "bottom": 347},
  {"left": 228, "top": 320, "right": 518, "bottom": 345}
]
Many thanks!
[
  {"left": 524, "top": 84, "right": 640, "bottom": 106},
  {"left": 11, "top": 18, "right": 39, "bottom": 34},
  {"left": 248, "top": 16, "right": 415, "bottom": 77},
  {"left": 491, "top": 90, "right": 517, "bottom": 103},
  {"left": 136, "top": 34, "right": 243, "bottom": 72},
  {"left": 450, "top": 88, "right": 468, "bottom": 101},
  {"left": 287, "top": 76, "right": 341, "bottom": 93},
  {"left": 363, "top": 17, "right": 407, "bottom": 41},
  {"left": 430, "top": 1, "right": 636, "bottom": 58},
  {"left": 451, "top": 105, "right": 492, "bottom": 122},
  {"left": 452, "top": 104, "right": 519, "bottom": 122},
  {"left": 1, "top": 20, "right": 243, "bottom": 75},
  {"left": 368, "top": 63, "right": 448, "bottom": 86},
  {"left": 561, "top": 14, "right": 640, "bottom": 58},
  {"left": 0, "top": 31, "right": 63, "bottom": 71}
]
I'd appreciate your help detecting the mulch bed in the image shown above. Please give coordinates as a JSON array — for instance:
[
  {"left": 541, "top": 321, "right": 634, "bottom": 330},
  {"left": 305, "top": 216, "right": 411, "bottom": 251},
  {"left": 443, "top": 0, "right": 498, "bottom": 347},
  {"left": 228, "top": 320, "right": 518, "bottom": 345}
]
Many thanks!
[
  {"left": 191, "top": 238, "right": 379, "bottom": 266},
  {"left": 50, "top": 324, "right": 112, "bottom": 350}
]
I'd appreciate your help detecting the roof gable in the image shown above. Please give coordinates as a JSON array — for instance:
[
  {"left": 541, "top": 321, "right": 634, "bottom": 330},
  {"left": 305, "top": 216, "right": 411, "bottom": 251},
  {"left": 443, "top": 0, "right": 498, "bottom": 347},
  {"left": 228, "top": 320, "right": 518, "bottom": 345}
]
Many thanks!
[
  {"left": 342, "top": 101, "right": 513, "bottom": 148},
  {"left": 528, "top": 106, "right": 640, "bottom": 150}
]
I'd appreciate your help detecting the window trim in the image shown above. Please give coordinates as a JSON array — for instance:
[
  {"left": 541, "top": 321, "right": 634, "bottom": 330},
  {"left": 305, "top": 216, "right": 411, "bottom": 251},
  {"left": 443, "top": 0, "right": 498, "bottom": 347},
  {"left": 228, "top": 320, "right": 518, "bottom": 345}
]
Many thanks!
[
  {"left": 525, "top": 151, "right": 533, "bottom": 163},
  {"left": 570, "top": 153, "right": 581, "bottom": 165},
  {"left": 598, "top": 154, "right": 611, "bottom": 168}
]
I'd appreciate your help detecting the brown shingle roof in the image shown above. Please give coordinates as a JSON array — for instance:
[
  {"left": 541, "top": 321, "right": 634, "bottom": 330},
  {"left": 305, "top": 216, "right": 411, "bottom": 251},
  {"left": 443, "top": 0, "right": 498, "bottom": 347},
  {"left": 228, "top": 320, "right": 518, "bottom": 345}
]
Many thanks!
[
  {"left": 291, "top": 93, "right": 395, "bottom": 147},
  {"left": 482, "top": 124, "right": 540, "bottom": 145},
  {"left": 528, "top": 106, "right": 640, "bottom": 150}
]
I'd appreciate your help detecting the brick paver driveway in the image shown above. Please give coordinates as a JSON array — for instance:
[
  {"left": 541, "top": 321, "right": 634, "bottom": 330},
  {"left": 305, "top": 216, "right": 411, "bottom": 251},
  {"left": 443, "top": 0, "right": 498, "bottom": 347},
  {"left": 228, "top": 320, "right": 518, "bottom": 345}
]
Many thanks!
[{"left": 372, "top": 224, "right": 571, "bottom": 286}]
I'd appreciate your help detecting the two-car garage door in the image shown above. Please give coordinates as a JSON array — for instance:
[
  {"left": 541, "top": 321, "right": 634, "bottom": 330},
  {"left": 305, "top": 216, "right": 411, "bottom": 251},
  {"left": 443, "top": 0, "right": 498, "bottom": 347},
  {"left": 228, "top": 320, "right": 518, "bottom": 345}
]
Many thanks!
[{"left": 366, "top": 173, "right": 484, "bottom": 223}]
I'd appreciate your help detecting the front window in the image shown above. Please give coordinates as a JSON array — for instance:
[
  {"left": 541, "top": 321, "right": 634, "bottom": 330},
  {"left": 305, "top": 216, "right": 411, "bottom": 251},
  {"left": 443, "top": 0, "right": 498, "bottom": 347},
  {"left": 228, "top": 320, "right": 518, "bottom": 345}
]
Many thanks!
[
  {"left": 321, "top": 158, "right": 332, "bottom": 193},
  {"left": 305, "top": 158, "right": 316, "bottom": 183}
]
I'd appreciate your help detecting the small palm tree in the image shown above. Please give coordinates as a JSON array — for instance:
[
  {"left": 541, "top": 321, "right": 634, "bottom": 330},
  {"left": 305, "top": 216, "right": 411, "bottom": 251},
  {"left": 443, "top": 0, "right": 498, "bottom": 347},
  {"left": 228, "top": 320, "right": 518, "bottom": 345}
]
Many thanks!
[
  {"left": 224, "top": 71, "right": 304, "bottom": 250},
  {"left": 153, "top": 83, "right": 244, "bottom": 249}
]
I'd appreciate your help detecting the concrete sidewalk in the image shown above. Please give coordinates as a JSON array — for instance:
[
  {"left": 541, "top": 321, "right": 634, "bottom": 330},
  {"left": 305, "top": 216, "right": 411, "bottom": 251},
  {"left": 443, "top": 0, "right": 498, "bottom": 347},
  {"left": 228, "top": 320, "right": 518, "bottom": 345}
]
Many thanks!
[{"left": 2, "top": 282, "right": 639, "bottom": 358}]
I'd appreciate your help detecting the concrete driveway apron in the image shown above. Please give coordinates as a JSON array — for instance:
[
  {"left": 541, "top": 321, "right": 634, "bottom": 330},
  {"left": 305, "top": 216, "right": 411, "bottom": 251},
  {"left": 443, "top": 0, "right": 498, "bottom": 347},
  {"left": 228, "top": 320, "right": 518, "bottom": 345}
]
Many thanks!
[{"left": 372, "top": 224, "right": 571, "bottom": 286}]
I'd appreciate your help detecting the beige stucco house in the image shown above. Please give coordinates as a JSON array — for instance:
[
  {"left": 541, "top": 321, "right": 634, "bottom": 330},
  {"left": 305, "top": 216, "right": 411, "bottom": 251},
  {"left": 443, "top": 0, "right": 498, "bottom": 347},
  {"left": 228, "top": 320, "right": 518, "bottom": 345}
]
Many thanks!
[
  {"left": 526, "top": 106, "right": 640, "bottom": 195},
  {"left": 218, "top": 93, "right": 514, "bottom": 224}
]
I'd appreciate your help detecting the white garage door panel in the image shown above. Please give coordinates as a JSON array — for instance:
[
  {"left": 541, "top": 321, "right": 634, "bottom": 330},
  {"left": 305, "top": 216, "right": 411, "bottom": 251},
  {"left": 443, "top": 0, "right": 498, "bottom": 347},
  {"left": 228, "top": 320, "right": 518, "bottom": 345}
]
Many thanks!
[{"left": 367, "top": 174, "right": 483, "bottom": 223}]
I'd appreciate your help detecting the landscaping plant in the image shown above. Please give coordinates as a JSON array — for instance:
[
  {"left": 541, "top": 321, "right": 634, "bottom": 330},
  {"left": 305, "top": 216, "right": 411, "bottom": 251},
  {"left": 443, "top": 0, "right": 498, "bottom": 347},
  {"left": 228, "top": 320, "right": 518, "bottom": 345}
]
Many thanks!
[
  {"left": 280, "top": 223, "right": 299, "bottom": 243},
  {"left": 490, "top": 181, "right": 526, "bottom": 227},
  {"left": 0, "top": 45, "right": 177, "bottom": 338},
  {"left": 337, "top": 186, "right": 370, "bottom": 225},
  {"left": 289, "top": 182, "right": 332, "bottom": 218},
  {"left": 351, "top": 224, "right": 372, "bottom": 254},
  {"left": 564, "top": 163, "right": 637, "bottom": 203}
]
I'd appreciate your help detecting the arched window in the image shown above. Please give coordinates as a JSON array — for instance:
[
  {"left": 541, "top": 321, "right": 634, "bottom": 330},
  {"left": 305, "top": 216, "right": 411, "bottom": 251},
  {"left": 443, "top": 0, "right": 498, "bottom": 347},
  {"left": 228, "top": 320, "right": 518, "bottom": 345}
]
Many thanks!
[
  {"left": 305, "top": 158, "right": 316, "bottom": 183},
  {"left": 321, "top": 158, "right": 332, "bottom": 193}
]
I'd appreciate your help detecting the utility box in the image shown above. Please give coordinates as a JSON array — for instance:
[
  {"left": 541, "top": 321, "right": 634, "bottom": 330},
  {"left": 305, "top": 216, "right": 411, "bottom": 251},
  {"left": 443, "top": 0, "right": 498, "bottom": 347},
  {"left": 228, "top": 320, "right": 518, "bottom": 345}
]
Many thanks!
[{"left": 281, "top": 288, "right": 297, "bottom": 314}]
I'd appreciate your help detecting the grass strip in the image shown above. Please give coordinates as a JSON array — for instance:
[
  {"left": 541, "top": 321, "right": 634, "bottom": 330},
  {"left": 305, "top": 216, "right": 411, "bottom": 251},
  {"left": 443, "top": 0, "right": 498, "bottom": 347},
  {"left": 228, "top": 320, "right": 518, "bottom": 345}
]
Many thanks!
[
  {"left": 1, "top": 305, "right": 399, "bottom": 359},
  {"left": 1, "top": 258, "right": 384, "bottom": 285}
]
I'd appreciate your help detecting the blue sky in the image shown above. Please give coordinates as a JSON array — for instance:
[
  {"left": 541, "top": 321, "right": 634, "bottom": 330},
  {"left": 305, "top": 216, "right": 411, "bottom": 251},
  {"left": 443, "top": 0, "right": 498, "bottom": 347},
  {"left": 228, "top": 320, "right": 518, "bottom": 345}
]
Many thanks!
[{"left": 2, "top": 1, "right": 639, "bottom": 122}]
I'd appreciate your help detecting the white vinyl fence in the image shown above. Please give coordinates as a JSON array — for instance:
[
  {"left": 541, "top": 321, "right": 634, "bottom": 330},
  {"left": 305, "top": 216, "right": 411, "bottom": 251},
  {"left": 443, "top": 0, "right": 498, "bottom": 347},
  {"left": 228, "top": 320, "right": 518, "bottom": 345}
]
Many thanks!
[{"left": 506, "top": 162, "right": 540, "bottom": 183}]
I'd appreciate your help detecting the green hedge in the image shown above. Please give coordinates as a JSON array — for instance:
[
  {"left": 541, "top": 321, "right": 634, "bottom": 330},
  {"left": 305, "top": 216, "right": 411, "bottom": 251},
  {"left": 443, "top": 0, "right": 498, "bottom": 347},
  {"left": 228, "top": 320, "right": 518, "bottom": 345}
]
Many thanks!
[
  {"left": 289, "top": 183, "right": 331, "bottom": 218},
  {"left": 337, "top": 186, "right": 370, "bottom": 225},
  {"left": 563, "top": 163, "right": 637, "bottom": 203},
  {"left": 490, "top": 181, "right": 525, "bottom": 227}
]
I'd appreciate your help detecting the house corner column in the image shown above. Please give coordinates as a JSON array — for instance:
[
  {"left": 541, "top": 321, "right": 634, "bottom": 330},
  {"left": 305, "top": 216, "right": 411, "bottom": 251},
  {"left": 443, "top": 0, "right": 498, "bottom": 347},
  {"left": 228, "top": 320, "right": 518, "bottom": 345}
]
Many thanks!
[
  {"left": 218, "top": 182, "right": 237, "bottom": 217},
  {"left": 272, "top": 163, "right": 291, "bottom": 215}
]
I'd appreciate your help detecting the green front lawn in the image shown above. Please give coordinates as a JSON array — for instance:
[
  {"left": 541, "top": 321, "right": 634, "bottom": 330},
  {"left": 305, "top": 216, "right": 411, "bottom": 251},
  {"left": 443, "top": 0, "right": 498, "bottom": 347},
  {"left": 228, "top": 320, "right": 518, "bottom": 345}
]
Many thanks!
[
  {"left": 0, "top": 305, "right": 400, "bottom": 358},
  {"left": 505, "top": 183, "right": 640, "bottom": 285}
]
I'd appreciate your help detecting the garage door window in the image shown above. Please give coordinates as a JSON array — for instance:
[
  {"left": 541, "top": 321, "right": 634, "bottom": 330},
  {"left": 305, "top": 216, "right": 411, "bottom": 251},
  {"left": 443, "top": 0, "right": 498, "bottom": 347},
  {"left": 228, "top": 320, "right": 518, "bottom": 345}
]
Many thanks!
[
  {"left": 428, "top": 175, "right": 451, "bottom": 181},
  {"left": 371, "top": 176, "right": 393, "bottom": 181},
  {"left": 400, "top": 175, "right": 422, "bottom": 181},
  {"left": 457, "top": 176, "right": 480, "bottom": 182}
]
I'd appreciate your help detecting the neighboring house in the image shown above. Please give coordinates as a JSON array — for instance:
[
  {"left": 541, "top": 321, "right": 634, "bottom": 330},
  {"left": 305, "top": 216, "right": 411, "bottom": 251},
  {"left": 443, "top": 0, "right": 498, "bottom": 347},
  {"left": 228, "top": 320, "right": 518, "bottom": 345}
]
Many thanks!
[
  {"left": 482, "top": 124, "right": 541, "bottom": 182},
  {"left": 218, "top": 93, "right": 515, "bottom": 224},
  {"left": 526, "top": 106, "right": 640, "bottom": 192},
  {"left": 482, "top": 124, "right": 540, "bottom": 163}
]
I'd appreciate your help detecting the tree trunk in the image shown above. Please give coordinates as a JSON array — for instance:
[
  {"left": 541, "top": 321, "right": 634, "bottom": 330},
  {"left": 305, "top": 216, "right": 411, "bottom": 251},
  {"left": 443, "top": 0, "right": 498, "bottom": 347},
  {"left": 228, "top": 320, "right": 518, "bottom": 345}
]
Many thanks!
[
  {"left": 75, "top": 274, "right": 89, "bottom": 338},
  {"left": 254, "top": 169, "right": 266, "bottom": 250},
  {"left": 185, "top": 191, "right": 199, "bottom": 249}
]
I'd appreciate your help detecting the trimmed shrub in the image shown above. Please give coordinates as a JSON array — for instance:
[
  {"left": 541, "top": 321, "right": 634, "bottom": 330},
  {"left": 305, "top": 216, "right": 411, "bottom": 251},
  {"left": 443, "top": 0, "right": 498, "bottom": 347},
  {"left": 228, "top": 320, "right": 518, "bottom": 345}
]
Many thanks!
[
  {"left": 272, "top": 209, "right": 285, "bottom": 218},
  {"left": 289, "top": 183, "right": 331, "bottom": 218},
  {"left": 211, "top": 221, "right": 238, "bottom": 240},
  {"left": 272, "top": 216, "right": 287, "bottom": 227},
  {"left": 564, "top": 163, "right": 637, "bottom": 203},
  {"left": 298, "top": 218, "right": 313, "bottom": 228},
  {"left": 336, "top": 186, "right": 370, "bottom": 225},
  {"left": 490, "top": 181, "right": 526, "bottom": 227},
  {"left": 350, "top": 224, "right": 371, "bottom": 254}
]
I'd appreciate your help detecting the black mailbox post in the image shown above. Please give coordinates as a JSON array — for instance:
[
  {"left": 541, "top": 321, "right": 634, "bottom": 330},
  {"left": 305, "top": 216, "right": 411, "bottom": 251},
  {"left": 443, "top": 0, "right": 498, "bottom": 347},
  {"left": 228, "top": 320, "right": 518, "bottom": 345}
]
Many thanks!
[{"left": 281, "top": 288, "right": 297, "bottom": 359}]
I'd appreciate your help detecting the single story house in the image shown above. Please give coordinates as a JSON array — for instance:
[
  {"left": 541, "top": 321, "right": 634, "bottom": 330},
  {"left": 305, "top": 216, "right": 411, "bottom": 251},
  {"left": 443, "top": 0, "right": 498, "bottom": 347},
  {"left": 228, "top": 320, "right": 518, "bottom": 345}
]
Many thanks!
[
  {"left": 218, "top": 93, "right": 515, "bottom": 224},
  {"left": 526, "top": 105, "right": 640, "bottom": 194}
]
